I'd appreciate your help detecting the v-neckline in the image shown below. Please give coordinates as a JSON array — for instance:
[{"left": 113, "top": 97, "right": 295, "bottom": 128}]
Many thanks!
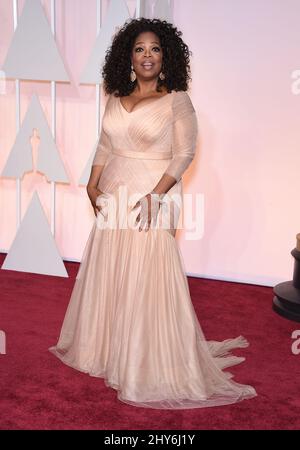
[{"left": 118, "top": 90, "right": 174, "bottom": 114}]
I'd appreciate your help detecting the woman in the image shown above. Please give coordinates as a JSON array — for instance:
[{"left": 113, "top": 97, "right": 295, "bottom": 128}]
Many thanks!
[{"left": 49, "top": 18, "right": 257, "bottom": 409}]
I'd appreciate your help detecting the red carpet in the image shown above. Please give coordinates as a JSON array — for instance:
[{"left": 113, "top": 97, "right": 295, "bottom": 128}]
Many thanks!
[{"left": 0, "top": 251, "right": 299, "bottom": 430}]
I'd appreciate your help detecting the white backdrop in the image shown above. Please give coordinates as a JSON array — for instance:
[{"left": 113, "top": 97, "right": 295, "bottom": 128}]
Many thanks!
[{"left": 1, "top": 0, "right": 300, "bottom": 286}]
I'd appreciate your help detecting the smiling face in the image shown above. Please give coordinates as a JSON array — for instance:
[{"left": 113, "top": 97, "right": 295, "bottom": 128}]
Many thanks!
[{"left": 131, "top": 31, "right": 163, "bottom": 82}]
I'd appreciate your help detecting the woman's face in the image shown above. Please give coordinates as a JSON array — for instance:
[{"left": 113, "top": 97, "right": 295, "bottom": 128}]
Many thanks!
[{"left": 131, "top": 31, "right": 163, "bottom": 81}]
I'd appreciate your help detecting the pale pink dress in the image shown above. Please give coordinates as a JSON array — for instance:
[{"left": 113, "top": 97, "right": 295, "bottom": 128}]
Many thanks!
[{"left": 49, "top": 90, "right": 257, "bottom": 409}]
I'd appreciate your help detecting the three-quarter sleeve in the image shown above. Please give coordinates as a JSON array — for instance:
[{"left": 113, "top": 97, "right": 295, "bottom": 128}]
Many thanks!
[
  {"left": 92, "top": 125, "right": 112, "bottom": 167},
  {"left": 164, "top": 91, "right": 198, "bottom": 182},
  {"left": 92, "top": 95, "right": 113, "bottom": 167}
]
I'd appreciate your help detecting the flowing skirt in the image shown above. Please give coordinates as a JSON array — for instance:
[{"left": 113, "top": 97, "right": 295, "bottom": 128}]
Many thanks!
[{"left": 49, "top": 189, "right": 257, "bottom": 409}]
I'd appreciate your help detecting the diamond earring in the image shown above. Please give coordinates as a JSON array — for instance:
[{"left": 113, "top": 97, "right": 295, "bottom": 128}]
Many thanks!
[
  {"left": 159, "top": 71, "right": 165, "bottom": 80},
  {"left": 130, "top": 64, "right": 136, "bottom": 82}
]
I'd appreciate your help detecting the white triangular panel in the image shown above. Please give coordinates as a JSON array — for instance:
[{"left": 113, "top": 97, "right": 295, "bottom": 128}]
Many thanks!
[
  {"left": 80, "top": 0, "right": 131, "bottom": 85},
  {"left": 1, "top": 0, "right": 69, "bottom": 82},
  {"left": 153, "top": 0, "right": 173, "bottom": 22},
  {"left": 1, "top": 191, "right": 68, "bottom": 277},
  {"left": 78, "top": 139, "right": 101, "bottom": 186},
  {"left": 1, "top": 93, "right": 69, "bottom": 183},
  {"left": 136, "top": 0, "right": 152, "bottom": 18},
  {"left": 135, "top": 0, "right": 173, "bottom": 20}
]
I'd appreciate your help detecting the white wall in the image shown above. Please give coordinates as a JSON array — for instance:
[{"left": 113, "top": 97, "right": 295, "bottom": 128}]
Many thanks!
[{"left": 1, "top": 0, "right": 300, "bottom": 286}]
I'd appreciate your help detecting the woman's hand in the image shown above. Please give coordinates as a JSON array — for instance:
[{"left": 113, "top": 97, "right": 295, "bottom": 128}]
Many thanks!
[
  {"left": 87, "top": 185, "right": 105, "bottom": 217},
  {"left": 131, "top": 192, "right": 162, "bottom": 232}
]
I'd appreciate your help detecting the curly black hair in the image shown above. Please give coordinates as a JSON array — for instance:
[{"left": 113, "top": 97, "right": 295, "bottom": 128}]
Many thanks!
[{"left": 101, "top": 17, "right": 193, "bottom": 97}]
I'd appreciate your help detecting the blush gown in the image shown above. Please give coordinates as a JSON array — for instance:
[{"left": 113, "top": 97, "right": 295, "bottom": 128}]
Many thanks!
[{"left": 49, "top": 90, "right": 257, "bottom": 409}]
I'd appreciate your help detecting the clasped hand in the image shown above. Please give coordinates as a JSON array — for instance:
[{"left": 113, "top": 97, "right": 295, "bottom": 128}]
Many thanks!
[{"left": 131, "top": 192, "right": 162, "bottom": 232}]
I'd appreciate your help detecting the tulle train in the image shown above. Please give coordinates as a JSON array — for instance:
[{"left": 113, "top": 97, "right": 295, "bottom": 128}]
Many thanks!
[{"left": 49, "top": 223, "right": 257, "bottom": 409}]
